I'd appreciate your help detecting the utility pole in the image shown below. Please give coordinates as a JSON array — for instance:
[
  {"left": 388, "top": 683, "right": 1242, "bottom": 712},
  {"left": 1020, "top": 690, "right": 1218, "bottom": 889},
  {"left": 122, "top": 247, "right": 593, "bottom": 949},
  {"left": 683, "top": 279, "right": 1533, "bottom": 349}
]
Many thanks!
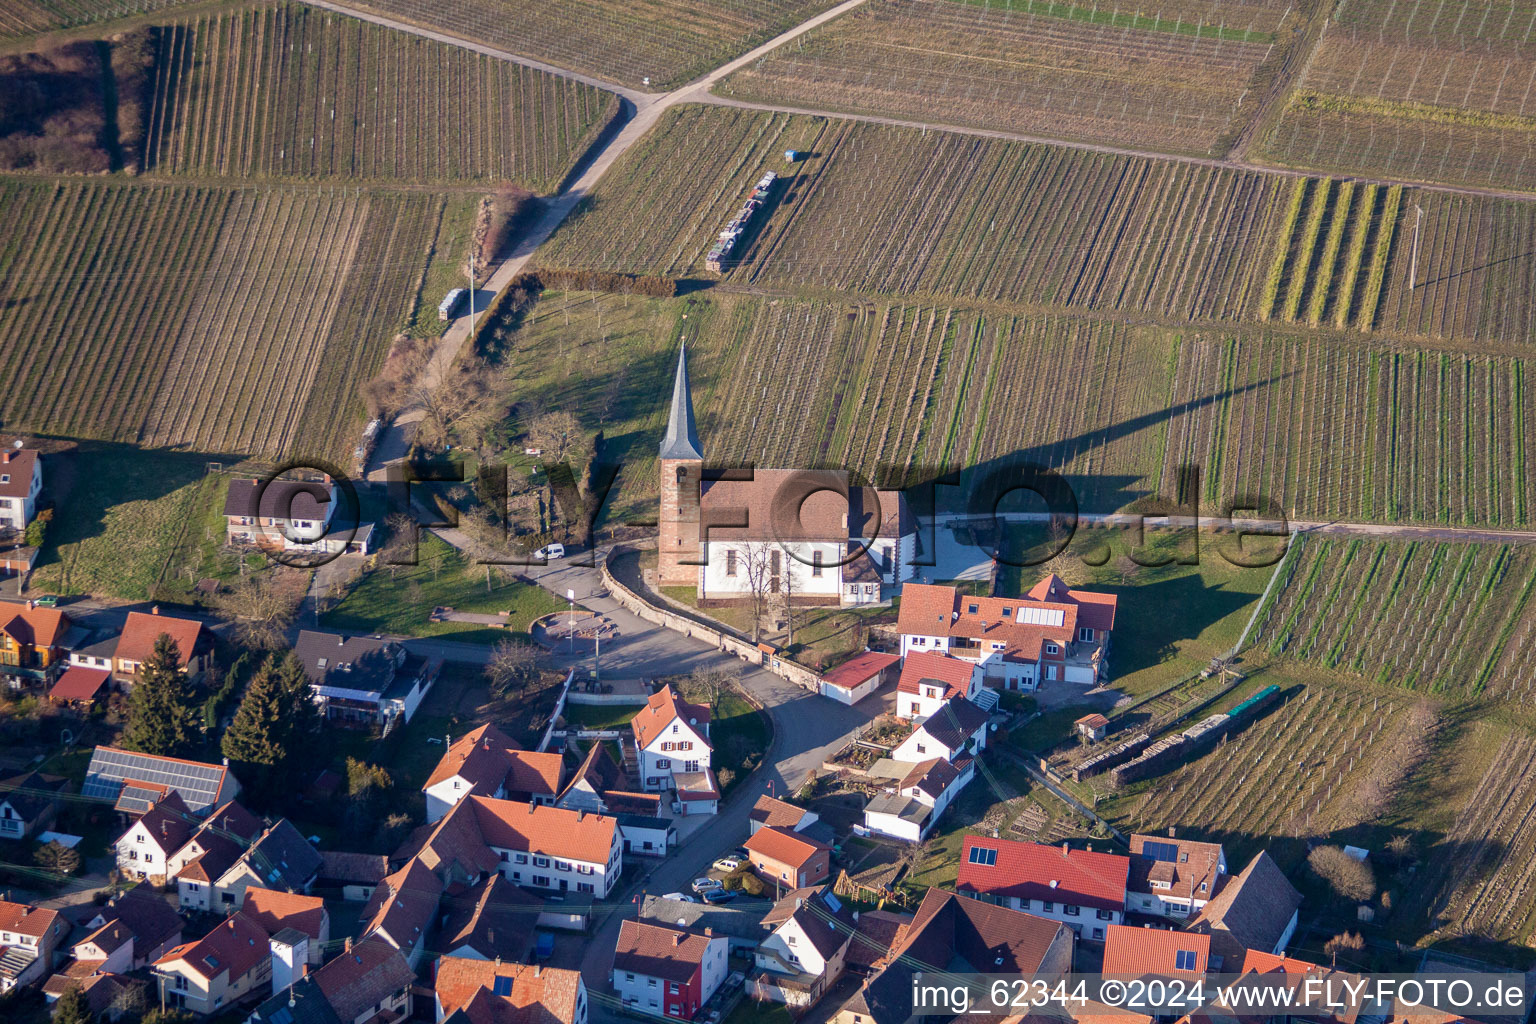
[{"left": 1410, "top": 204, "right": 1423, "bottom": 291}]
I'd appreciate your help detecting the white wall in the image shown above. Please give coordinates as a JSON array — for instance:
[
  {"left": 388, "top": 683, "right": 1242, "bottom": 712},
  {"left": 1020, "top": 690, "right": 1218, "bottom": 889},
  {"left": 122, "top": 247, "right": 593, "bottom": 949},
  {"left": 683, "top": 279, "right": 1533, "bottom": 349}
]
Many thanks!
[
  {"left": 698, "top": 936, "right": 729, "bottom": 1004},
  {"left": 494, "top": 835, "right": 621, "bottom": 898},
  {"left": 996, "top": 896, "right": 1122, "bottom": 941},
  {"left": 424, "top": 776, "right": 477, "bottom": 824},
  {"left": 819, "top": 675, "right": 880, "bottom": 704},
  {"left": 612, "top": 970, "right": 673, "bottom": 1016},
  {"left": 863, "top": 809, "right": 923, "bottom": 843},
  {"left": 637, "top": 719, "right": 710, "bottom": 791},
  {"left": 701, "top": 541, "right": 844, "bottom": 599}
]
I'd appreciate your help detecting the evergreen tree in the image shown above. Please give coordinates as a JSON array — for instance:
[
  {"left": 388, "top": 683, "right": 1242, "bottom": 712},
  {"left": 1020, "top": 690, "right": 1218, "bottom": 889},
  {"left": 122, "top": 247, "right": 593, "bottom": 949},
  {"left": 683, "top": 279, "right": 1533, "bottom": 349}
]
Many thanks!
[
  {"left": 52, "top": 983, "right": 90, "bottom": 1024},
  {"left": 121, "top": 635, "right": 201, "bottom": 757},
  {"left": 221, "top": 653, "right": 320, "bottom": 802}
]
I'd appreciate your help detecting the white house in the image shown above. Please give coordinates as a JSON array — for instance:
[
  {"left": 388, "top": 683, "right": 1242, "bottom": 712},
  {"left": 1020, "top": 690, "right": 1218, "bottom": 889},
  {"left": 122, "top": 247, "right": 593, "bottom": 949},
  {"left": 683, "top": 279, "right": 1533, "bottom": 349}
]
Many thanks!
[
  {"left": 956, "top": 837, "right": 1129, "bottom": 942},
  {"left": 748, "top": 794, "right": 819, "bottom": 837},
  {"left": 612, "top": 920, "right": 728, "bottom": 1020},
  {"left": 895, "top": 651, "right": 983, "bottom": 721},
  {"left": 862, "top": 755, "right": 974, "bottom": 842},
  {"left": 1126, "top": 833, "right": 1227, "bottom": 919},
  {"left": 0, "top": 899, "right": 66, "bottom": 992},
  {"left": 891, "top": 696, "right": 990, "bottom": 764},
  {"left": 750, "top": 888, "right": 858, "bottom": 1009},
  {"left": 655, "top": 347, "right": 917, "bottom": 607},
  {"left": 1186, "top": 851, "right": 1302, "bottom": 969},
  {"left": 0, "top": 448, "right": 42, "bottom": 532},
  {"left": 114, "top": 793, "right": 196, "bottom": 882},
  {"left": 896, "top": 578, "right": 1118, "bottom": 690},
  {"left": 164, "top": 801, "right": 265, "bottom": 911},
  {"left": 465, "top": 796, "right": 624, "bottom": 899},
  {"left": 293, "top": 630, "right": 441, "bottom": 729},
  {"left": 630, "top": 686, "right": 719, "bottom": 815},
  {"left": 222, "top": 477, "right": 374, "bottom": 555},
  {"left": 421, "top": 724, "right": 563, "bottom": 823}
]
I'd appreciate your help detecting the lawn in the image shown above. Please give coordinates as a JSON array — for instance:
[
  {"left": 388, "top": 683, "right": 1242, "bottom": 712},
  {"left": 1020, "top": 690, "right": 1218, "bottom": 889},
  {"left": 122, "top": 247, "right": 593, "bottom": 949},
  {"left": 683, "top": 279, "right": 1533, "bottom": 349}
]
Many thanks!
[
  {"left": 562, "top": 702, "right": 641, "bottom": 730},
  {"left": 323, "top": 533, "right": 565, "bottom": 643}
]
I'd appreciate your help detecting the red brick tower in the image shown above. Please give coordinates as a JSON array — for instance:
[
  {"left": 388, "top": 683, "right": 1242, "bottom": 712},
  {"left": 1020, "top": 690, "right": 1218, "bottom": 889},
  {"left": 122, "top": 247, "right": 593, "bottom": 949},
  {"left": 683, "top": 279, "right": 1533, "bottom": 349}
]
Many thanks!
[{"left": 658, "top": 345, "right": 704, "bottom": 588}]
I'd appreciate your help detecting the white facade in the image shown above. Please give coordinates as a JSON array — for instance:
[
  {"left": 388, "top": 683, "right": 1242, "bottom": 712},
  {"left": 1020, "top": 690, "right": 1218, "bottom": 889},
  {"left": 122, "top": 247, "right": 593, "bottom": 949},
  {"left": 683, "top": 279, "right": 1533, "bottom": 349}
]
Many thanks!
[
  {"left": 619, "top": 820, "right": 675, "bottom": 857},
  {"left": 115, "top": 821, "right": 180, "bottom": 880},
  {"left": 756, "top": 914, "right": 844, "bottom": 978},
  {"left": 424, "top": 774, "right": 493, "bottom": 824},
  {"left": 896, "top": 664, "right": 982, "bottom": 722},
  {"left": 493, "top": 834, "right": 622, "bottom": 899},
  {"left": 611, "top": 935, "right": 728, "bottom": 1017},
  {"left": 701, "top": 534, "right": 915, "bottom": 607},
  {"left": 891, "top": 717, "right": 987, "bottom": 764},
  {"left": 269, "top": 933, "right": 308, "bottom": 996},
  {"left": 901, "top": 633, "right": 1040, "bottom": 691},
  {"left": 993, "top": 895, "right": 1122, "bottom": 942},
  {"left": 637, "top": 719, "right": 710, "bottom": 792},
  {"left": 0, "top": 455, "right": 41, "bottom": 531},
  {"left": 819, "top": 676, "right": 880, "bottom": 704}
]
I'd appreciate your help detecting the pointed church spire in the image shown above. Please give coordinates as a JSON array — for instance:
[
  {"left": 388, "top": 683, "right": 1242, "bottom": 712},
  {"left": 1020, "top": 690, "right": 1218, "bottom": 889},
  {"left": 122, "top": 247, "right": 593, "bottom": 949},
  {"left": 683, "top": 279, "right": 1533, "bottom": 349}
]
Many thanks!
[{"left": 659, "top": 344, "right": 703, "bottom": 461}]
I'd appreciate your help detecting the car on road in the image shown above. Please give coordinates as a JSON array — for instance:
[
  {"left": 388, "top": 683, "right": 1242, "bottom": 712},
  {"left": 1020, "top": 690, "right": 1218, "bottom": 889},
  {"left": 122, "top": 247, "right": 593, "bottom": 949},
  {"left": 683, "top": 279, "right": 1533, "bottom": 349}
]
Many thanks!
[
  {"left": 702, "top": 889, "right": 737, "bottom": 905},
  {"left": 712, "top": 856, "right": 742, "bottom": 872},
  {"left": 660, "top": 892, "right": 696, "bottom": 903},
  {"left": 533, "top": 543, "right": 565, "bottom": 560},
  {"left": 691, "top": 877, "right": 723, "bottom": 894}
]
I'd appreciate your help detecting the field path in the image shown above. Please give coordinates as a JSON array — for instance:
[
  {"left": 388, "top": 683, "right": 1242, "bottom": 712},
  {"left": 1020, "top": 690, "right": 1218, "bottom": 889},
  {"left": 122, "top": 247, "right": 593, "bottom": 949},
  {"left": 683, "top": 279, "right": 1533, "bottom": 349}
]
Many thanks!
[{"left": 939, "top": 511, "right": 1536, "bottom": 545}]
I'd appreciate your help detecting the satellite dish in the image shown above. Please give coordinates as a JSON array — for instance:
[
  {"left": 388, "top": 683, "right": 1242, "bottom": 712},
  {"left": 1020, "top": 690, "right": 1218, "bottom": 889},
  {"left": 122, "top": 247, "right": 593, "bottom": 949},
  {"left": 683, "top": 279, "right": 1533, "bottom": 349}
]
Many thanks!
[
  {"left": 12, "top": 440, "right": 22, "bottom": 449},
  {"left": 59, "top": 728, "right": 74, "bottom": 748}
]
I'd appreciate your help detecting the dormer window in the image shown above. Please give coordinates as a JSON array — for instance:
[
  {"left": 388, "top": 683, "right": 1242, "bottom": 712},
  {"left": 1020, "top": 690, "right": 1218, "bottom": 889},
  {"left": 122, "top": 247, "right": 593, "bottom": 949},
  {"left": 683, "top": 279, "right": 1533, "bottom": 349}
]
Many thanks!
[{"left": 1045, "top": 643, "right": 1059, "bottom": 655}]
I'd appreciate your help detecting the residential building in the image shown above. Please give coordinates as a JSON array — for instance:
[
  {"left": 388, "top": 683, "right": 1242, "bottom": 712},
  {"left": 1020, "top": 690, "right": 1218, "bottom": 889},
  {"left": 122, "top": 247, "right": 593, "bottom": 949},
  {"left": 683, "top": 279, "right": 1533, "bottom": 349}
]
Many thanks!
[
  {"left": 818, "top": 650, "right": 900, "bottom": 705},
  {"left": 611, "top": 920, "right": 728, "bottom": 1021},
  {"left": 862, "top": 754, "right": 974, "bottom": 842},
  {"left": 242, "top": 889, "right": 329, "bottom": 966},
  {"left": 0, "top": 447, "right": 42, "bottom": 531},
  {"left": 86, "top": 747, "right": 240, "bottom": 816},
  {"left": 316, "top": 851, "right": 390, "bottom": 903},
  {"left": 1102, "top": 924, "right": 1211, "bottom": 977},
  {"left": 223, "top": 476, "right": 374, "bottom": 556},
  {"left": 502, "top": 751, "right": 565, "bottom": 806},
  {"left": 115, "top": 792, "right": 196, "bottom": 882},
  {"left": 895, "top": 651, "right": 982, "bottom": 721},
  {"left": 891, "top": 695, "right": 989, "bottom": 762},
  {"left": 749, "top": 794, "right": 819, "bottom": 836},
  {"left": 438, "top": 872, "right": 543, "bottom": 962},
  {"left": 0, "top": 771, "right": 65, "bottom": 841},
  {"left": 745, "top": 825, "right": 831, "bottom": 890},
  {"left": 631, "top": 685, "right": 718, "bottom": 814},
  {"left": 656, "top": 346, "right": 916, "bottom": 607},
  {"left": 42, "top": 966, "right": 141, "bottom": 1019},
  {"left": 73, "top": 883, "right": 184, "bottom": 972},
  {"left": 0, "top": 898, "right": 67, "bottom": 992},
  {"left": 1235, "top": 949, "right": 1368, "bottom": 1024},
  {"left": 153, "top": 912, "right": 271, "bottom": 1015},
  {"left": 1185, "top": 851, "right": 1301, "bottom": 969},
  {"left": 423, "top": 724, "right": 526, "bottom": 822},
  {"left": 294, "top": 630, "right": 441, "bottom": 728},
  {"left": 555, "top": 741, "right": 626, "bottom": 815},
  {"left": 842, "top": 910, "right": 912, "bottom": 977},
  {"left": 956, "top": 836, "right": 1129, "bottom": 941},
  {"left": 362, "top": 859, "right": 443, "bottom": 967},
  {"left": 618, "top": 814, "right": 677, "bottom": 857},
  {"left": 896, "top": 577, "right": 1118, "bottom": 689},
  {"left": 1126, "top": 833, "right": 1228, "bottom": 919},
  {"left": 246, "top": 936, "right": 414, "bottom": 1024},
  {"left": 434, "top": 955, "right": 586, "bottom": 1024},
  {"left": 638, "top": 895, "right": 771, "bottom": 957},
  {"left": 167, "top": 801, "right": 265, "bottom": 911},
  {"left": 833, "top": 888, "right": 1074, "bottom": 1024},
  {"left": 0, "top": 603, "right": 70, "bottom": 688},
  {"left": 207, "top": 818, "right": 323, "bottom": 911},
  {"left": 420, "top": 795, "right": 624, "bottom": 899},
  {"left": 750, "top": 887, "right": 858, "bottom": 1010},
  {"left": 89, "top": 609, "right": 213, "bottom": 686}
]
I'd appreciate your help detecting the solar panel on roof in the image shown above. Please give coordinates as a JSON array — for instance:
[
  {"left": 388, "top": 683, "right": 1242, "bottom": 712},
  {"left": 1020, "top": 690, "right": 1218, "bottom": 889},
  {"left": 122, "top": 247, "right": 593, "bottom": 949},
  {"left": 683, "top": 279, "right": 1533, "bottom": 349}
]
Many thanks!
[
  {"left": 271, "top": 1009, "right": 293, "bottom": 1024},
  {"left": 1142, "top": 840, "right": 1180, "bottom": 862}
]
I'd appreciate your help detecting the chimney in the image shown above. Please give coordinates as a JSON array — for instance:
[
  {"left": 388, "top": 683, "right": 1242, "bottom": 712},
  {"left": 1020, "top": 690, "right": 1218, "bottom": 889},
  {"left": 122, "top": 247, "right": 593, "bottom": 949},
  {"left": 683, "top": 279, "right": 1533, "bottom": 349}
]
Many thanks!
[
  {"left": 25, "top": 600, "right": 32, "bottom": 610},
  {"left": 704, "top": 927, "right": 713, "bottom": 938},
  {"left": 673, "top": 932, "right": 685, "bottom": 946},
  {"left": 344, "top": 936, "right": 352, "bottom": 953},
  {"left": 1062, "top": 842, "right": 1069, "bottom": 855},
  {"left": 151, "top": 605, "right": 160, "bottom": 615},
  {"left": 483, "top": 737, "right": 491, "bottom": 750},
  {"left": 576, "top": 809, "right": 585, "bottom": 822},
  {"left": 301, "top": 963, "right": 309, "bottom": 977},
  {"left": 534, "top": 964, "right": 542, "bottom": 978},
  {"left": 1168, "top": 827, "right": 1176, "bottom": 839},
  {"left": 1, "top": 451, "right": 9, "bottom": 464}
]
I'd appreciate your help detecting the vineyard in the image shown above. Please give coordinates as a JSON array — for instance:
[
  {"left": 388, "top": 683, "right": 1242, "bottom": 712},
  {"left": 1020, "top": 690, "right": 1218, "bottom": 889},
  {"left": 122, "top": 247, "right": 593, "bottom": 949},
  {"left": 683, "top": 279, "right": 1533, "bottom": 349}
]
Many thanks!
[
  {"left": 345, "top": 0, "right": 838, "bottom": 89},
  {"left": 0, "top": 0, "right": 194, "bottom": 40},
  {"left": 1102, "top": 682, "right": 1418, "bottom": 854},
  {"left": 0, "top": 177, "right": 468, "bottom": 460},
  {"left": 1251, "top": 537, "right": 1536, "bottom": 699},
  {"left": 717, "top": 0, "right": 1290, "bottom": 154},
  {"left": 1259, "top": 0, "right": 1536, "bottom": 190},
  {"left": 142, "top": 3, "right": 617, "bottom": 190}
]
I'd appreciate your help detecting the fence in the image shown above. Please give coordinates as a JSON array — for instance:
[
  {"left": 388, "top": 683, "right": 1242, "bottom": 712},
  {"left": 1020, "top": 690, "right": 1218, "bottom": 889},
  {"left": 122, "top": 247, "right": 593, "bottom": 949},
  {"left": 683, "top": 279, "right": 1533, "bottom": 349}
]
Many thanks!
[{"left": 535, "top": 668, "right": 577, "bottom": 752}]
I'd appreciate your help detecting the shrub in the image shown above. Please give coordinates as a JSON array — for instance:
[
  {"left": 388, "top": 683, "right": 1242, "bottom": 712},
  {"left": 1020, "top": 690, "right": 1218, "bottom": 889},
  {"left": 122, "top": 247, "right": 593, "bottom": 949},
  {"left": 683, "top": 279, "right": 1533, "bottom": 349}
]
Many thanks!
[{"left": 1308, "top": 845, "right": 1375, "bottom": 902}]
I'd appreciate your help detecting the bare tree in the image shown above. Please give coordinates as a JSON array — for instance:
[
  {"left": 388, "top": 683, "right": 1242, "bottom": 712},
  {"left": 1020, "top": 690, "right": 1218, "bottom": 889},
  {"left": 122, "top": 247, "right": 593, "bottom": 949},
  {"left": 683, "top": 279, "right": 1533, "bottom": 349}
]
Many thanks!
[
  {"left": 382, "top": 512, "right": 417, "bottom": 575},
  {"left": 216, "top": 570, "right": 305, "bottom": 650},
  {"left": 777, "top": 549, "right": 799, "bottom": 647},
  {"left": 487, "top": 638, "right": 542, "bottom": 697},
  {"left": 738, "top": 545, "right": 775, "bottom": 643},
  {"left": 525, "top": 410, "right": 591, "bottom": 473},
  {"left": 689, "top": 663, "right": 740, "bottom": 711},
  {"left": 1308, "top": 846, "right": 1376, "bottom": 902}
]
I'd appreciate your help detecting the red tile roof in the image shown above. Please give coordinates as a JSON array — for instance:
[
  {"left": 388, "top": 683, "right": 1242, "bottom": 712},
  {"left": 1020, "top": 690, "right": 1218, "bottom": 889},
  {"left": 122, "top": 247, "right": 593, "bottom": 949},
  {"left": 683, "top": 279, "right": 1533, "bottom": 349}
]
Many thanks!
[
  {"left": 0, "top": 899, "right": 59, "bottom": 940},
  {"left": 823, "top": 651, "right": 900, "bottom": 688},
  {"left": 631, "top": 685, "right": 711, "bottom": 751},
  {"left": 1076, "top": 713, "right": 1110, "bottom": 729},
  {"left": 744, "top": 824, "right": 829, "bottom": 870},
  {"left": 897, "top": 651, "right": 976, "bottom": 699},
  {"left": 1103, "top": 924, "right": 1210, "bottom": 976},
  {"left": 155, "top": 911, "right": 267, "bottom": 982},
  {"left": 364, "top": 859, "right": 442, "bottom": 949},
  {"left": 312, "top": 936, "right": 416, "bottom": 1022},
  {"left": 503, "top": 751, "right": 564, "bottom": 798},
  {"left": 49, "top": 666, "right": 110, "bottom": 702},
  {"left": 750, "top": 795, "right": 810, "bottom": 830},
  {"left": 424, "top": 724, "right": 520, "bottom": 791},
  {"left": 0, "top": 604, "right": 68, "bottom": 647},
  {"left": 897, "top": 579, "right": 1118, "bottom": 661},
  {"left": 435, "top": 955, "right": 583, "bottom": 1022},
  {"left": 1127, "top": 834, "right": 1225, "bottom": 902},
  {"left": 613, "top": 920, "right": 717, "bottom": 983},
  {"left": 957, "top": 836, "right": 1129, "bottom": 913},
  {"left": 0, "top": 449, "right": 38, "bottom": 499},
  {"left": 467, "top": 796, "right": 617, "bottom": 865},
  {"left": 115, "top": 610, "right": 205, "bottom": 667},
  {"left": 242, "top": 888, "right": 326, "bottom": 942}
]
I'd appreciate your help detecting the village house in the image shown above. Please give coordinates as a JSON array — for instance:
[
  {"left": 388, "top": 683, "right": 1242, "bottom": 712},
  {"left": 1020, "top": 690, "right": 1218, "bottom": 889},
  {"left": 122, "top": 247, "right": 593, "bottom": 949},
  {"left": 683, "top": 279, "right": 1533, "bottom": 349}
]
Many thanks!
[
  {"left": 1185, "top": 851, "right": 1302, "bottom": 969},
  {"left": 316, "top": 852, "right": 390, "bottom": 903},
  {"left": 201, "top": 818, "right": 322, "bottom": 912},
  {"left": 422, "top": 724, "right": 564, "bottom": 822},
  {"left": 555, "top": 741, "right": 627, "bottom": 815},
  {"left": 363, "top": 859, "right": 443, "bottom": 968},
  {"left": 0, "top": 446, "right": 42, "bottom": 532},
  {"left": 0, "top": 771, "right": 66, "bottom": 841},
  {"left": 1102, "top": 924, "right": 1211, "bottom": 977},
  {"left": 242, "top": 889, "right": 329, "bottom": 967},
  {"left": 744, "top": 824, "right": 831, "bottom": 891},
  {"left": 166, "top": 801, "right": 265, "bottom": 911},
  {"left": 294, "top": 630, "right": 442, "bottom": 729},
  {"left": 862, "top": 754, "right": 974, "bottom": 842},
  {"left": 611, "top": 919, "right": 729, "bottom": 1022},
  {"left": 1126, "top": 833, "right": 1228, "bottom": 919},
  {"left": 114, "top": 792, "right": 196, "bottom": 882},
  {"left": 818, "top": 650, "right": 901, "bottom": 704},
  {"left": 418, "top": 795, "right": 625, "bottom": 899},
  {"left": 956, "top": 836, "right": 1129, "bottom": 942},
  {"left": 833, "top": 888, "right": 1074, "bottom": 1024},
  {"left": 434, "top": 955, "right": 587, "bottom": 1024},
  {"left": 617, "top": 813, "right": 677, "bottom": 858},
  {"left": 246, "top": 936, "right": 415, "bottom": 1024},
  {"left": 749, "top": 887, "right": 858, "bottom": 1010},
  {"left": 0, "top": 603, "right": 70, "bottom": 688},
  {"left": 656, "top": 347, "right": 917, "bottom": 607},
  {"left": 638, "top": 895, "right": 771, "bottom": 958},
  {"left": 891, "top": 695, "right": 990, "bottom": 762},
  {"left": 439, "top": 872, "right": 544, "bottom": 962},
  {"left": 896, "top": 576, "right": 1118, "bottom": 690},
  {"left": 71, "top": 608, "right": 214, "bottom": 687},
  {"left": 631, "top": 685, "right": 719, "bottom": 814},
  {"left": 84, "top": 746, "right": 241, "bottom": 815},
  {"left": 895, "top": 651, "right": 983, "bottom": 720},
  {"left": 749, "top": 794, "right": 819, "bottom": 836},
  {"left": 154, "top": 912, "right": 271, "bottom": 1015},
  {"left": 223, "top": 476, "right": 374, "bottom": 555},
  {"left": 0, "top": 898, "right": 67, "bottom": 992},
  {"left": 70, "top": 883, "right": 184, "bottom": 972}
]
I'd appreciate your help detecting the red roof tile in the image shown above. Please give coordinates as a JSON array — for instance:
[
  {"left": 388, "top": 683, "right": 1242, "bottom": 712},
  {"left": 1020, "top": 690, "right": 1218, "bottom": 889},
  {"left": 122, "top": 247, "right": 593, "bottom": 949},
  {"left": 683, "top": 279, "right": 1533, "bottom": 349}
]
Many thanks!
[
  {"left": 49, "top": 666, "right": 110, "bottom": 702},
  {"left": 503, "top": 751, "right": 564, "bottom": 798},
  {"left": 0, "top": 605, "right": 68, "bottom": 647},
  {"left": 631, "top": 685, "right": 711, "bottom": 751},
  {"left": 0, "top": 899, "right": 59, "bottom": 939},
  {"left": 0, "top": 449, "right": 38, "bottom": 499},
  {"left": 242, "top": 888, "right": 326, "bottom": 942},
  {"left": 115, "top": 611, "right": 205, "bottom": 667},
  {"left": 897, "top": 651, "right": 976, "bottom": 698},
  {"left": 744, "top": 824, "right": 829, "bottom": 870},
  {"left": 424, "top": 724, "right": 520, "bottom": 791},
  {"left": 435, "top": 955, "right": 583, "bottom": 1022},
  {"left": 155, "top": 912, "right": 267, "bottom": 981},
  {"left": 823, "top": 651, "right": 900, "bottom": 688},
  {"left": 957, "top": 836, "right": 1129, "bottom": 913},
  {"left": 467, "top": 796, "right": 616, "bottom": 865},
  {"left": 750, "top": 795, "right": 810, "bottom": 830},
  {"left": 1103, "top": 924, "right": 1209, "bottom": 976},
  {"left": 613, "top": 920, "right": 718, "bottom": 983}
]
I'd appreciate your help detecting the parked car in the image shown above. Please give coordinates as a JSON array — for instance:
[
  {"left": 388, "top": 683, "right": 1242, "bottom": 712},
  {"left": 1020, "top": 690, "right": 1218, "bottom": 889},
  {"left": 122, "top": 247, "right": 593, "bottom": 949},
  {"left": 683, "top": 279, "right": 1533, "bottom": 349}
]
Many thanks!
[
  {"left": 702, "top": 889, "right": 737, "bottom": 905},
  {"left": 660, "top": 892, "right": 696, "bottom": 903},
  {"left": 533, "top": 543, "right": 565, "bottom": 560},
  {"left": 534, "top": 932, "right": 555, "bottom": 960},
  {"left": 691, "top": 877, "right": 723, "bottom": 894},
  {"left": 712, "top": 856, "right": 742, "bottom": 872}
]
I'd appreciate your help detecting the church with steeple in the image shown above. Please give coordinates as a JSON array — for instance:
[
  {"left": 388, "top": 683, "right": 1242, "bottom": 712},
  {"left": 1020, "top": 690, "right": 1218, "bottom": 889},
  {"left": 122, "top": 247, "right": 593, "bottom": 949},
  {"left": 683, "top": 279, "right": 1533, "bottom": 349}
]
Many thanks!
[{"left": 656, "top": 346, "right": 917, "bottom": 606}]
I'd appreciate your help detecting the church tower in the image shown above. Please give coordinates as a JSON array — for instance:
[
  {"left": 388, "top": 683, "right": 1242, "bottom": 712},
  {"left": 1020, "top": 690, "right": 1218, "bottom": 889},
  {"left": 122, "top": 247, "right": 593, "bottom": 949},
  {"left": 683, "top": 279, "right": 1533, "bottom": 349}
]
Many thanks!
[{"left": 658, "top": 345, "right": 704, "bottom": 587}]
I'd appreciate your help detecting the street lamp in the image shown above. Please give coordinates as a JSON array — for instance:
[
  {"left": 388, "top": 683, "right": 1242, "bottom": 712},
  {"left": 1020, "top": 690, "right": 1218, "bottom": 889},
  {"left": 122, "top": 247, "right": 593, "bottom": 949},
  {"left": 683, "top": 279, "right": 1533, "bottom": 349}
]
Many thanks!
[{"left": 567, "top": 589, "right": 575, "bottom": 653}]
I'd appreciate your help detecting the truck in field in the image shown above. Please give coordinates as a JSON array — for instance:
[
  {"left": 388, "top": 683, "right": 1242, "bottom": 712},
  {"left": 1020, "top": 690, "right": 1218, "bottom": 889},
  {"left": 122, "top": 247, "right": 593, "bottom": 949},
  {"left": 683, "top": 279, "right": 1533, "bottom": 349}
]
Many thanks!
[
  {"left": 706, "top": 170, "right": 777, "bottom": 274},
  {"left": 438, "top": 288, "right": 468, "bottom": 321}
]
